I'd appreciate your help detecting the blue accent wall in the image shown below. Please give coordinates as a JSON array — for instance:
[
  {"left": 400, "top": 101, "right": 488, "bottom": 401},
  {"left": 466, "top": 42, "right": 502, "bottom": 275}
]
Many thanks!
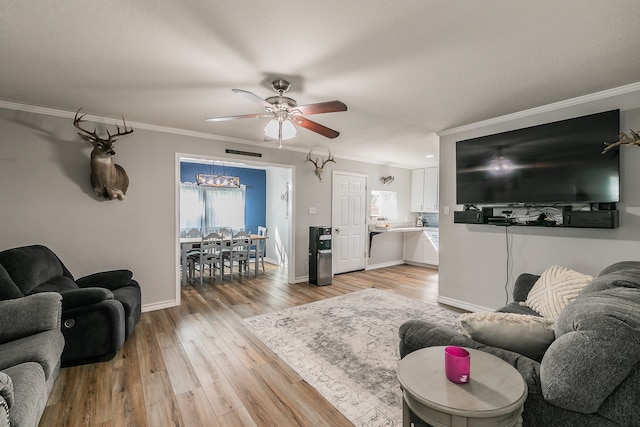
[{"left": 180, "top": 162, "right": 266, "bottom": 234}]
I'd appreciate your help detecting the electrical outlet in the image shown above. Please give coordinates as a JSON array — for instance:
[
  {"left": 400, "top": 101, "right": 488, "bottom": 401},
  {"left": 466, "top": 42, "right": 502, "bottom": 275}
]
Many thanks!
[{"left": 444, "top": 206, "right": 450, "bottom": 215}]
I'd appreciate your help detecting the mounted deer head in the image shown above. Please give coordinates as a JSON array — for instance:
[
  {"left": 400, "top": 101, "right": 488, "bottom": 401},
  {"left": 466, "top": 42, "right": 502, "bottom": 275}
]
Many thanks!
[
  {"left": 602, "top": 129, "right": 640, "bottom": 153},
  {"left": 74, "top": 108, "right": 133, "bottom": 200},
  {"left": 306, "top": 150, "right": 336, "bottom": 182}
]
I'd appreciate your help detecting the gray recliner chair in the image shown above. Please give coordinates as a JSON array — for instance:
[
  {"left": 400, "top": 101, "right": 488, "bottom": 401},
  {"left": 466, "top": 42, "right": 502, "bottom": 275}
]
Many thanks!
[{"left": 0, "top": 245, "right": 141, "bottom": 367}]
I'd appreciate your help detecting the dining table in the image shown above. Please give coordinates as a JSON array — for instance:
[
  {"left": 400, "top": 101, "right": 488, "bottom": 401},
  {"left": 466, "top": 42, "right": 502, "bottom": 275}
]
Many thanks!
[{"left": 180, "top": 234, "right": 268, "bottom": 283}]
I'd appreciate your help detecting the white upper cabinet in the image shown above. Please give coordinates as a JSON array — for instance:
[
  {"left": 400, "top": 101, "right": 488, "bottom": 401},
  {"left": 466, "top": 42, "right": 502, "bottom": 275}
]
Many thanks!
[{"left": 410, "top": 167, "right": 438, "bottom": 212}]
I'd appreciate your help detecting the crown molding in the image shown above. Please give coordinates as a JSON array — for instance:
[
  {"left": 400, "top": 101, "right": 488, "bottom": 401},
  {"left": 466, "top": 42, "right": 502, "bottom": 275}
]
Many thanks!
[
  {"left": 0, "top": 99, "right": 259, "bottom": 144},
  {"left": 0, "top": 99, "right": 416, "bottom": 169},
  {"left": 438, "top": 82, "right": 640, "bottom": 137}
]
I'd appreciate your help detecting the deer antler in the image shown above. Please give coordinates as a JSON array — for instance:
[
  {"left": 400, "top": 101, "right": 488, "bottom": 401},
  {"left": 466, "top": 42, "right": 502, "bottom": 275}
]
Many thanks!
[
  {"left": 73, "top": 108, "right": 101, "bottom": 143},
  {"left": 602, "top": 130, "right": 640, "bottom": 153},
  {"left": 306, "top": 150, "right": 336, "bottom": 182},
  {"left": 73, "top": 107, "right": 133, "bottom": 144},
  {"left": 305, "top": 150, "right": 319, "bottom": 168},
  {"left": 323, "top": 150, "right": 336, "bottom": 168}
]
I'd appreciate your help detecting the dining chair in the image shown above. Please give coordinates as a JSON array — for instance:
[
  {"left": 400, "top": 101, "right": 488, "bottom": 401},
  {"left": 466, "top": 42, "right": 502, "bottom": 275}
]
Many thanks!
[
  {"left": 249, "top": 226, "right": 268, "bottom": 275},
  {"left": 217, "top": 228, "right": 233, "bottom": 239},
  {"left": 199, "top": 232, "right": 223, "bottom": 284},
  {"left": 223, "top": 231, "right": 251, "bottom": 280},
  {"left": 184, "top": 228, "right": 202, "bottom": 283}
]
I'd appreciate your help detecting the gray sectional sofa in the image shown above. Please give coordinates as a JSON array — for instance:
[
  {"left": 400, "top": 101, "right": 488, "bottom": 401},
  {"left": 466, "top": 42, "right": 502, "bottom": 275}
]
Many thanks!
[
  {"left": 399, "top": 261, "right": 640, "bottom": 427},
  {"left": 0, "top": 293, "right": 64, "bottom": 427}
]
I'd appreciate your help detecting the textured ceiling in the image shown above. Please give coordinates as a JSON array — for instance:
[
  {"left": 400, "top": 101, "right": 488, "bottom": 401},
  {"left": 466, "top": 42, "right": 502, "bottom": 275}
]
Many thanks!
[{"left": 2, "top": 1, "right": 640, "bottom": 167}]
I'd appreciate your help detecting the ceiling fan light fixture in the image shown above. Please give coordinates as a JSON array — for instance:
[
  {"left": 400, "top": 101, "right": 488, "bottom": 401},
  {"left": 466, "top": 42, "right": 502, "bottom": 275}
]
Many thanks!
[{"left": 264, "top": 119, "right": 297, "bottom": 140}]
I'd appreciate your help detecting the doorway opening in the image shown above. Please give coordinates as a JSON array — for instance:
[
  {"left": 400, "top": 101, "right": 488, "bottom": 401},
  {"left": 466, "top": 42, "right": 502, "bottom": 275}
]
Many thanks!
[{"left": 175, "top": 153, "right": 294, "bottom": 303}]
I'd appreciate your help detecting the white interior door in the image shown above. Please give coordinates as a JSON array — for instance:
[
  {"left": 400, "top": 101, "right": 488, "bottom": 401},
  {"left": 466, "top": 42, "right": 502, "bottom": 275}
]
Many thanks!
[{"left": 332, "top": 172, "right": 367, "bottom": 274}]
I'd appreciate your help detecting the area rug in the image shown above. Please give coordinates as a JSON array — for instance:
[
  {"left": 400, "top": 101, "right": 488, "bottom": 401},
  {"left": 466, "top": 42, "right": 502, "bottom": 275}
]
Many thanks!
[{"left": 241, "top": 287, "right": 460, "bottom": 427}]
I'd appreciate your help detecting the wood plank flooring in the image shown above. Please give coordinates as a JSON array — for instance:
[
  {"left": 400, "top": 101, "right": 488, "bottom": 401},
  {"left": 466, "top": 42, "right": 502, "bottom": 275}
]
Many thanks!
[{"left": 39, "top": 263, "right": 464, "bottom": 427}]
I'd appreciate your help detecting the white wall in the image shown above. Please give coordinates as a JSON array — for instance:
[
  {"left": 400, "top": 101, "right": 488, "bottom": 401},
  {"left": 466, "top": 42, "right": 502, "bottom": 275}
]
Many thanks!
[
  {"left": 438, "top": 96, "right": 640, "bottom": 312},
  {"left": 0, "top": 106, "right": 412, "bottom": 309}
]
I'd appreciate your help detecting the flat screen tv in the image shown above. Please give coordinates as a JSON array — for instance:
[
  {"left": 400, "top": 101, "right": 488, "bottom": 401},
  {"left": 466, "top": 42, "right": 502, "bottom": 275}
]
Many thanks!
[{"left": 456, "top": 109, "right": 620, "bottom": 206}]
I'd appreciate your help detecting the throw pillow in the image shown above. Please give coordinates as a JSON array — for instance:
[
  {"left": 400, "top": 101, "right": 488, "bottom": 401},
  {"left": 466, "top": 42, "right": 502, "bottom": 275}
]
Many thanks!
[
  {"left": 458, "top": 312, "right": 555, "bottom": 361},
  {"left": 524, "top": 265, "right": 593, "bottom": 321}
]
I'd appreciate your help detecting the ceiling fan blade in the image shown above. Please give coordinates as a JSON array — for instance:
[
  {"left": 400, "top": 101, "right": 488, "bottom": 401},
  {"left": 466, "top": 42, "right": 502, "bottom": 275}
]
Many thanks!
[
  {"left": 205, "top": 113, "right": 271, "bottom": 122},
  {"left": 292, "top": 100, "right": 347, "bottom": 115},
  {"left": 232, "top": 89, "right": 274, "bottom": 110},
  {"left": 293, "top": 116, "right": 340, "bottom": 139}
]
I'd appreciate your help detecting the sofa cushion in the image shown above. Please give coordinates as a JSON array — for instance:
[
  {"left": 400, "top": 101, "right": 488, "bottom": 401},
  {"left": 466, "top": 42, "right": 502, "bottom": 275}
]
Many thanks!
[
  {"left": 0, "top": 331, "right": 64, "bottom": 381},
  {"left": 31, "top": 276, "right": 78, "bottom": 294},
  {"left": 597, "top": 260, "right": 640, "bottom": 277},
  {"left": 542, "top": 284, "right": 640, "bottom": 413},
  {"left": 458, "top": 312, "right": 555, "bottom": 361},
  {"left": 496, "top": 302, "right": 542, "bottom": 316},
  {"left": 2, "top": 363, "right": 48, "bottom": 427},
  {"left": 580, "top": 269, "right": 640, "bottom": 295},
  {"left": 0, "top": 246, "right": 66, "bottom": 295},
  {"left": 524, "top": 265, "right": 593, "bottom": 321},
  {"left": 0, "top": 265, "right": 23, "bottom": 300}
]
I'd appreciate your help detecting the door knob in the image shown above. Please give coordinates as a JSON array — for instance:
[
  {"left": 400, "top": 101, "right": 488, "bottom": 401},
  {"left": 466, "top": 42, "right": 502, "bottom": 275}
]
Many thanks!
[{"left": 335, "top": 228, "right": 340, "bottom": 233}]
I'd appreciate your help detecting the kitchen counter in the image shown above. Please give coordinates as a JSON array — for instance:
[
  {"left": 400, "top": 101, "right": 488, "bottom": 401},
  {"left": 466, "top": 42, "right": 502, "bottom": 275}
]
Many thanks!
[{"left": 368, "top": 224, "right": 438, "bottom": 256}]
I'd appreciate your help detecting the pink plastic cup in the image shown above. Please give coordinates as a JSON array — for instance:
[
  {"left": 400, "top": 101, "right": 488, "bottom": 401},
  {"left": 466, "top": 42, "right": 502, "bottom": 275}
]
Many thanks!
[{"left": 444, "top": 346, "right": 470, "bottom": 384}]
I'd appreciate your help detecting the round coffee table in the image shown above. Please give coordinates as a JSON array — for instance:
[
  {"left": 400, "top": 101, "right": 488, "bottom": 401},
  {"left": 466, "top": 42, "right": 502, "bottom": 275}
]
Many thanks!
[{"left": 398, "top": 346, "right": 527, "bottom": 427}]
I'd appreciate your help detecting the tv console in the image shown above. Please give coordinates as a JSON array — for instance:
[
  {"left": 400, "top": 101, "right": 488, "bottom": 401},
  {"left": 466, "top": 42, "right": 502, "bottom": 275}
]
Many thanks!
[{"left": 454, "top": 206, "right": 619, "bottom": 229}]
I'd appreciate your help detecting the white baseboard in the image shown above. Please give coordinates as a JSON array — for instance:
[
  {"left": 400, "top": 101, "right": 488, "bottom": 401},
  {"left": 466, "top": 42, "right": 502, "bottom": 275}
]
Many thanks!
[
  {"left": 366, "top": 260, "right": 405, "bottom": 270},
  {"left": 293, "top": 275, "right": 310, "bottom": 284},
  {"left": 436, "top": 296, "right": 494, "bottom": 313},
  {"left": 142, "top": 300, "right": 178, "bottom": 313},
  {"left": 404, "top": 260, "right": 438, "bottom": 269}
]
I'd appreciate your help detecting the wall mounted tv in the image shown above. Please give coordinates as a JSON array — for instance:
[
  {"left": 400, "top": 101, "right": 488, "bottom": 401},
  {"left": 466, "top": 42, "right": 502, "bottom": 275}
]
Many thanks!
[{"left": 456, "top": 109, "right": 620, "bottom": 206}]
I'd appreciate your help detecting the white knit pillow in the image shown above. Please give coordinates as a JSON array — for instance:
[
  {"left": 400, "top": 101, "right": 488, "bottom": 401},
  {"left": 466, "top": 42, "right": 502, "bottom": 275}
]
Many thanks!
[
  {"left": 458, "top": 312, "right": 555, "bottom": 360},
  {"left": 524, "top": 265, "right": 593, "bottom": 321}
]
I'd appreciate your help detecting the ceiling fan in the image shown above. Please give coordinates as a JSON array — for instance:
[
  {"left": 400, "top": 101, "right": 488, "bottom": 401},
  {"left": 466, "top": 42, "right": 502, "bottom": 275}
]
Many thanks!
[{"left": 205, "top": 79, "right": 347, "bottom": 147}]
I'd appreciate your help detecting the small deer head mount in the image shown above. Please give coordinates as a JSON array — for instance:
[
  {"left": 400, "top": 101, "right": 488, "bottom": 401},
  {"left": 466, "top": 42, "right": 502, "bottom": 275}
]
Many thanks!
[
  {"left": 306, "top": 149, "right": 335, "bottom": 182},
  {"left": 74, "top": 108, "right": 133, "bottom": 200}
]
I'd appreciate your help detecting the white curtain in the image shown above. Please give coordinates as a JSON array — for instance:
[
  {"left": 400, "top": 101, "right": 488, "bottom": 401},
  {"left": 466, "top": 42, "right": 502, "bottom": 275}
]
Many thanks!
[
  {"left": 180, "top": 183, "right": 245, "bottom": 236},
  {"left": 180, "top": 184, "right": 204, "bottom": 235}
]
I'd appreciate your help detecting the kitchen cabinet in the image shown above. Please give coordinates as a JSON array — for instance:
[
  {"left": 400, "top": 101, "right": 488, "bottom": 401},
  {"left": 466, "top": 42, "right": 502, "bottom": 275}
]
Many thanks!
[
  {"left": 410, "top": 167, "right": 438, "bottom": 212},
  {"left": 403, "top": 229, "right": 439, "bottom": 266}
]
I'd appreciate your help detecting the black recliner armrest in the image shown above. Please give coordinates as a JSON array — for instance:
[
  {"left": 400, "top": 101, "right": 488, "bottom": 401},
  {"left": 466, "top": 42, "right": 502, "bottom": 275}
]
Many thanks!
[
  {"left": 75, "top": 270, "right": 133, "bottom": 291},
  {"left": 60, "top": 288, "right": 114, "bottom": 310}
]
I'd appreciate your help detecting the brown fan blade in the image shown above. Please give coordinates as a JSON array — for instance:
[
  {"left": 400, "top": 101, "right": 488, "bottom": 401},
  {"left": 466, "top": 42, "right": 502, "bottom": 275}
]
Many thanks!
[
  {"left": 292, "top": 100, "right": 347, "bottom": 115},
  {"left": 205, "top": 113, "right": 272, "bottom": 122},
  {"left": 292, "top": 116, "right": 340, "bottom": 139},
  {"left": 232, "top": 89, "right": 274, "bottom": 110}
]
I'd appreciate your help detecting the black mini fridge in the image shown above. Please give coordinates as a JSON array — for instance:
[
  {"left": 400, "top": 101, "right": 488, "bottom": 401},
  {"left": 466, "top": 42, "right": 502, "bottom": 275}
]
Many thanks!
[{"left": 309, "top": 226, "right": 332, "bottom": 286}]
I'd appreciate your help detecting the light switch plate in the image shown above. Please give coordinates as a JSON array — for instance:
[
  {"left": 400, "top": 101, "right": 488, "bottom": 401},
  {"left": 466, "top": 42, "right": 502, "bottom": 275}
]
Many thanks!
[{"left": 309, "top": 207, "right": 317, "bottom": 214}]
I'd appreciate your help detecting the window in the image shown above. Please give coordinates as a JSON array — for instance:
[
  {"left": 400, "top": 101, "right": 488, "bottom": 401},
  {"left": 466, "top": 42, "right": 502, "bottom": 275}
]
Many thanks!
[
  {"left": 180, "top": 183, "right": 245, "bottom": 236},
  {"left": 371, "top": 190, "right": 398, "bottom": 220}
]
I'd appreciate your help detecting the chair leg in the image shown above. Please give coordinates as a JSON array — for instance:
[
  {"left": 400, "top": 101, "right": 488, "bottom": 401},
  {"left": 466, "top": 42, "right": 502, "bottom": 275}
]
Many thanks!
[{"left": 189, "top": 260, "right": 196, "bottom": 284}]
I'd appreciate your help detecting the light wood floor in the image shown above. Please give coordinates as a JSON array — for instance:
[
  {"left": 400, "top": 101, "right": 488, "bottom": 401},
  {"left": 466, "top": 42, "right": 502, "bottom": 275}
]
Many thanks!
[{"left": 39, "top": 263, "right": 463, "bottom": 427}]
